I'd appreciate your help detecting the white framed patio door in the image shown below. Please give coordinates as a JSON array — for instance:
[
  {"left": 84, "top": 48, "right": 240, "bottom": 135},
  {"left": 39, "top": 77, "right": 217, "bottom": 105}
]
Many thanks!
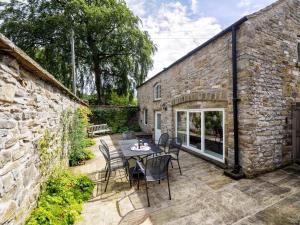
[
  {"left": 155, "top": 111, "right": 161, "bottom": 144},
  {"left": 175, "top": 109, "right": 225, "bottom": 163}
]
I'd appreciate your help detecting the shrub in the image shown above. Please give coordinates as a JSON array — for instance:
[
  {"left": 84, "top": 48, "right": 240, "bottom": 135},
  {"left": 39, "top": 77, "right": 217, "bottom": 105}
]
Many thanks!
[
  {"left": 90, "top": 107, "right": 140, "bottom": 133},
  {"left": 68, "top": 107, "right": 95, "bottom": 166},
  {"left": 25, "top": 170, "right": 94, "bottom": 225}
]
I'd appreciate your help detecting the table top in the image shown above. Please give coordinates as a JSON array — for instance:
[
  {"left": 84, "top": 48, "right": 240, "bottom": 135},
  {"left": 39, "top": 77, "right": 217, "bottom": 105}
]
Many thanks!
[{"left": 118, "top": 139, "right": 160, "bottom": 158}]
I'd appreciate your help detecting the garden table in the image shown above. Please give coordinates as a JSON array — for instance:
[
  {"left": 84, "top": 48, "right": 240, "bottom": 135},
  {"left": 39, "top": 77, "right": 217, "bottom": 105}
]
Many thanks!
[
  {"left": 118, "top": 139, "right": 160, "bottom": 159},
  {"left": 118, "top": 139, "right": 161, "bottom": 177}
]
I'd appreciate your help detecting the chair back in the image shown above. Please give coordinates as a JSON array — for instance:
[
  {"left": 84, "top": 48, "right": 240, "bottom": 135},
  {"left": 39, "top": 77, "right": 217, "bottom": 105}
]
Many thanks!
[
  {"left": 158, "top": 133, "right": 169, "bottom": 151},
  {"left": 169, "top": 137, "right": 182, "bottom": 156},
  {"left": 145, "top": 155, "right": 171, "bottom": 180},
  {"left": 99, "top": 144, "right": 111, "bottom": 169},
  {"left": 100, "top": 139, "right": 109, "bottom": 150},
  {"left": 122, "top": 131, "right": 136, "bottom": 140}
]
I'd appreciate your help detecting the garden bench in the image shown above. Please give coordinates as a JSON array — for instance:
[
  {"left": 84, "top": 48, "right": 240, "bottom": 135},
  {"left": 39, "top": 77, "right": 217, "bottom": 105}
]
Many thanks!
[{"left": 88, "top": 124, "right": 111, "bottom": 137}]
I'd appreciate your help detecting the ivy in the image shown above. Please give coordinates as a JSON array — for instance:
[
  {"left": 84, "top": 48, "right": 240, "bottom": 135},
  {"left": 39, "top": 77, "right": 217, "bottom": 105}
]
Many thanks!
[
  {"left": 37, "top": 129, "right": 55, "bottom": 175},
  {"left": 68, "top": 107, "right": 95, "bottom": 166}
]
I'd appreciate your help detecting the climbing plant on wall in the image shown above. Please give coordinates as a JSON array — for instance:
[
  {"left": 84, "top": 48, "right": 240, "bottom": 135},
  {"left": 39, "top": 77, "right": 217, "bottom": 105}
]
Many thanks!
[{"left": 68, "top": 106, "right": 95, "bottom": 166}]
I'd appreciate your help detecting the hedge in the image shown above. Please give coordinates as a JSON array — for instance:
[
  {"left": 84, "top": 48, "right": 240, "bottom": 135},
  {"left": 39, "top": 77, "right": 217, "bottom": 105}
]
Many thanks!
[{"left": 90, "top": 107, "right": 140, "bottom": 133}]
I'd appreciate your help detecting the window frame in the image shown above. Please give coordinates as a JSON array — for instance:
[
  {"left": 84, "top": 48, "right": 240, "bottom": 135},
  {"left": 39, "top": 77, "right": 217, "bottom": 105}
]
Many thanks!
[
  {"left": 175, "top": 108, "right": 225, "bottom": 163},
  {"left": 153, "top": 83, "right": 161, "bottom": 101}
]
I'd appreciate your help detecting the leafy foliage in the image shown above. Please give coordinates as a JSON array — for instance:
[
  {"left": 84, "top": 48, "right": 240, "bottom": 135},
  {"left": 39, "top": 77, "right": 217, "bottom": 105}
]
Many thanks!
[
  {"left": 107, "top": 92, "right": 137, "bottom": 106},
  {"left": 25, "top": 170, "right": 94, "bottom": 225},
  {"left": 69, "top": 106, "right": 95, "bottom": 166},
  {"left": 90, "top": 107, "right": 140, "bottom": 133},
  {"left": 82, "top": 92, "right": 137, "bottom": 106},
  {"left": 0, "top": 0, "right": 156, "bottom": 103}
]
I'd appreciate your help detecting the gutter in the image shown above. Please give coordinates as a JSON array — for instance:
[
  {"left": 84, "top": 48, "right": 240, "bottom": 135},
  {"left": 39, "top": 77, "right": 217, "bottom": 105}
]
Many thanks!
[{"left": 224, "top": 18, "right": 248, "bottom": 180}]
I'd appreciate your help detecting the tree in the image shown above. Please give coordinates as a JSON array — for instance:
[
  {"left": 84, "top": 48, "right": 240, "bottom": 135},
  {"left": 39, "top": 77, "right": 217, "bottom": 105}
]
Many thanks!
[{"left": 0, "top": 0, "right": 156, "bottom": 104}]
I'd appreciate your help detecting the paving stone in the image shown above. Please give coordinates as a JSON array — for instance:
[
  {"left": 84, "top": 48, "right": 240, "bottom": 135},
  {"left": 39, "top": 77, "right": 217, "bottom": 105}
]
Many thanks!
[{"left": 73, "top": 135, "right": 300, "bottom": 225}]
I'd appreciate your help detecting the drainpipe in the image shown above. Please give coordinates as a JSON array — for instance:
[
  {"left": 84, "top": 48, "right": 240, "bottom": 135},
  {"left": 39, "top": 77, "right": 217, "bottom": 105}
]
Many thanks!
[
  {"left": 231, "top": 25, "right": 241, "bottom": 174},
  {"left": 224, "top": 19, "right": 247, "bottom": 179}
]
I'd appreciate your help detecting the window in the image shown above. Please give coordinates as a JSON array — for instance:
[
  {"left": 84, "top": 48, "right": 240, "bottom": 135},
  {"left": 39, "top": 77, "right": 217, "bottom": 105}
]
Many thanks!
[
  {"left": 175, "top": 109, "right": 224, "bottom": 162},
  {"left": 177, "top": 111, "right": 187, "bottom": 145},
  {"left": 144, "top": 109, "right": 148, "bottom": 125},
  {"left": 154, "top": 83, "right": 161, "bottom": 100}
]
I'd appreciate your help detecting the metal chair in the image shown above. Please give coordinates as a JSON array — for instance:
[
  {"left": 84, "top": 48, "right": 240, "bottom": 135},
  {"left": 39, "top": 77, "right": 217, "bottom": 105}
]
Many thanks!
[
  {"left": 122, "top": 131, "right": 136, "bottom": 140},
  {"left": 100, "top": 139, "right": 123, "bottom": 159},
  {"left": 99, "top": 144, "right": 131, "bottom": 192},
  {"left": 168, "top": 137, "right": 183, "bottom": 175},
  {"left": 157, "top": 133, "right": 169, "bottom": 153},
  {"left": 136, "top": 154, "right": 172, "bottom": 207}
]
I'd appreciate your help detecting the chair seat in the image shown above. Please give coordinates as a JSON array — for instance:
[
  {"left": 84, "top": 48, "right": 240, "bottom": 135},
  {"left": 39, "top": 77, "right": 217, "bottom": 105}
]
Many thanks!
[
  {"left": 136, "top": 160, "right": 168, "bottom": 181},
  {"left": 169, "top": 152, "right": 178, "bottom": 160},
  {"left": 110, "top": 159, "right": 127, "bottom": 170},
  {"left": 110, "top": 151, "right": 123, "bottom": 159}
]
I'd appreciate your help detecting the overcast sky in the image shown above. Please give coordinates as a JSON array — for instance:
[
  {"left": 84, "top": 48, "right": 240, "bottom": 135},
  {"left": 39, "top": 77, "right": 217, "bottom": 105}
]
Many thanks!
[{"left": 125, "top": 0, "right": 277, "bottom": 79}]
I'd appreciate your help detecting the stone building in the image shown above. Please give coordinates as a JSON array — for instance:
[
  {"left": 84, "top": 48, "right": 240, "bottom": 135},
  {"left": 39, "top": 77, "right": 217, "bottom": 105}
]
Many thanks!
[
  {"left": 137, "top": 0, "right": 300, "bottom": 177},
  {"left": 0, "top": 34, "right": 86, "bottom": 224}
]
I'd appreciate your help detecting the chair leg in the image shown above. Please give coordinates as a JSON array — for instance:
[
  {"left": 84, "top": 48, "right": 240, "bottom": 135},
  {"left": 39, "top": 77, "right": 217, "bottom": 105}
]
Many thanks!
[
  {"left": 170, "top": 160, "right": 173, "bottom": 168},
  {"left": 177, "top": 159, "right": 182, "bottom": 175},
  {"left": 167, "top": 175, "right": 171, "bottom": 200},
  {"left": 137, "top": 170, "right": 140, "bottom": 190},
  {"left": 104, "top": 171, "right": 111, "bottom": 192},
  {"left": 145, "top": 179, "right": 150, "bottom": 207},
  {"left": 127, "top": 165, "right": 132, "bottom": 187},
  {"left": 104, "top": 167, "right": 108, "bottom": 181}
]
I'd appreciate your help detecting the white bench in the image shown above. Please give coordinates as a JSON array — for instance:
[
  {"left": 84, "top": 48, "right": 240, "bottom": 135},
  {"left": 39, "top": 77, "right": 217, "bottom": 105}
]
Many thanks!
[{"left": 88, "top": 124, "right": 112, "bottom": 137}]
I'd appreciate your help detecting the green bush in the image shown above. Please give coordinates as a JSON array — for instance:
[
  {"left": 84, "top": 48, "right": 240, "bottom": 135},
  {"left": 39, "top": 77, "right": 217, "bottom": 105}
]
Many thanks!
[
  {"left": 83, "top": 138, "right": 96, "bottom": 147},
  {"left": 90, "top": 107, "right": 140, "bottom": 133},
  {"left": 68, "top": 107, "right": 95, "bottom": 166},
  {"left": 25, "top": 170, "right": 94, "bottom": 225}
]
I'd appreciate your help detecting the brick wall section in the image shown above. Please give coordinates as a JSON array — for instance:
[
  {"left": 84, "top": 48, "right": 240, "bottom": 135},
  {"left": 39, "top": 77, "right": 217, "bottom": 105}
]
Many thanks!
[
  {"left": 0, "top": 47, "right": 83, "bottom": 223},
  {"left": 137, "top": 0, "right": 300, "bottom": 176}
]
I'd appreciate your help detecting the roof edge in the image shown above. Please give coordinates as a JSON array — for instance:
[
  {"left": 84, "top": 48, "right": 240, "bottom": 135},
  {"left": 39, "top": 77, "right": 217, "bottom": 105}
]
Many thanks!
[
  {"left": 137, "top": 16, "right": 248, "bottom": 89},
  {"left": 0, "top": 33, "right": 88, "bottom": 106}
]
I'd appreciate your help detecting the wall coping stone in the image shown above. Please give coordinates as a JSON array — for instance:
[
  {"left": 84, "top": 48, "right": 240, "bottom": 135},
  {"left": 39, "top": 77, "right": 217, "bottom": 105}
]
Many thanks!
[{"left": 0, "top": 33, "right": 87, "bottom": 106}]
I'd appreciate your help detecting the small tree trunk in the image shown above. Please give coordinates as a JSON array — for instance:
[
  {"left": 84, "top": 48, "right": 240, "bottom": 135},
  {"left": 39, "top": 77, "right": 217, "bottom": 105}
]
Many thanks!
[{"left": 93, "top": 61, "right": 105, "bottom": 104}]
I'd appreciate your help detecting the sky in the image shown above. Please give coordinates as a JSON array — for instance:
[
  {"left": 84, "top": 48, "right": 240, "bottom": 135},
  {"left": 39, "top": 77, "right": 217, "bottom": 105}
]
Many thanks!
[{"left": 125, "top": 0, "right": 277, "bottom": 79}]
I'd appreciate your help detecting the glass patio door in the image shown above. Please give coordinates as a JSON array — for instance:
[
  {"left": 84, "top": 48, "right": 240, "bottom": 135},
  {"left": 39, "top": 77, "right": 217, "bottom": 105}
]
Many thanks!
[
  {"left": 176, "top": 109, "right": 224, "bottom": 162},
  {"left": 189, "top": 112, "right": 201, "bottom": 150}
]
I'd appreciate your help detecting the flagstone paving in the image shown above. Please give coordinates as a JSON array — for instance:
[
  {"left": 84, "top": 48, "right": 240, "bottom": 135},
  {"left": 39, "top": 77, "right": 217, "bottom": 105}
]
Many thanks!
[{"left": 72, "top": 135, "right": 300, "bottom": 225}]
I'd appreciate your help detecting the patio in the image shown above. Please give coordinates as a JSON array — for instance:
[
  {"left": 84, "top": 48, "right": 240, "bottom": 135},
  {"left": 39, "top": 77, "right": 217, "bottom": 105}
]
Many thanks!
[{"left": 73, "top": 134, "right": 300, "bottom": 225}]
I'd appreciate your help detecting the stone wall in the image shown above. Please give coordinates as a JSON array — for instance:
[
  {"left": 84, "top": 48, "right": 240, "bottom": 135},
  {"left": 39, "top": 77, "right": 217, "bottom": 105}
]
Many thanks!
[
  {"left": 238, "top": 0, "right": 300, "bottom": 175},
  {"left": 137, "top": 30, "right": 235, "bottom": 164},
  {"left": 137, "top": 0, "right": 300, "bottom": 176},
  {"left": 0, "top": 36, "right": 84, "bottom": 224}
]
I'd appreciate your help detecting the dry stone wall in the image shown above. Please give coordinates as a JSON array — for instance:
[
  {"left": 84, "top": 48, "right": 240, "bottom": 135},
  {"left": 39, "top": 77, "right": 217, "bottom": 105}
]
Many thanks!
[
  {"left": 239, "top": 0, "right": 300, "bottom": 175},
  {"left": 0, "top": 50, "right": 83, "bottom": 224}
]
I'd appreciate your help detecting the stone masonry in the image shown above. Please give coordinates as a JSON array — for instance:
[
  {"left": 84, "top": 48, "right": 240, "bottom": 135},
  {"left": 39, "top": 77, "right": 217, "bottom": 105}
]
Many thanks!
[
  {"left": 0, "top": 35, "right": 85, "bottom": 224},
  {"left": 137, "top": 0, "right": 300, "bottom": 177}
]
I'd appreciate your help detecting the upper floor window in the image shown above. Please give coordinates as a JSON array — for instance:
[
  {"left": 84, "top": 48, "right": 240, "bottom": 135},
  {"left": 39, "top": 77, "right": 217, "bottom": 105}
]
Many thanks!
[{"left": 154, "top": 83, "right": 161, "bottom": 100}]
